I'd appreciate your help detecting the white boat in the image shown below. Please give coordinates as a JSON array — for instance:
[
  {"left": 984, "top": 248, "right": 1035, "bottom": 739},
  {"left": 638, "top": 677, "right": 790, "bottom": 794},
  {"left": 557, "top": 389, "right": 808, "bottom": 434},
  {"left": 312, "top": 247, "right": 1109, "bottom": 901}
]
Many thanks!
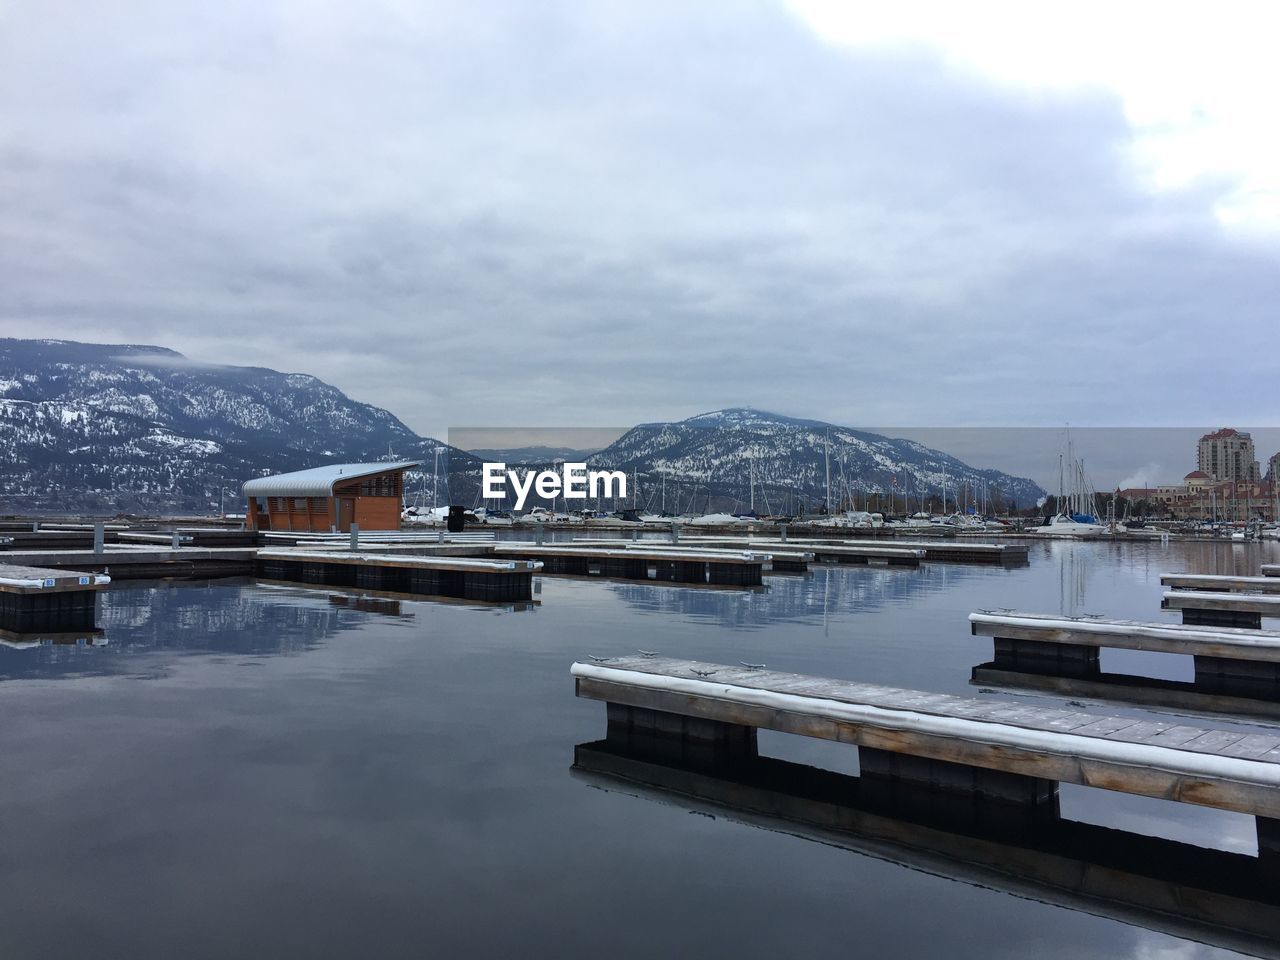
[
  {"left": 1035, "top": 514, "right": 1108, "bottom": 537},
  {"left": 473, "top": 507, "right": 515, "bottom": 526},
  {"left": 688, "top": 512, "right": 747, "bottom": 526}
]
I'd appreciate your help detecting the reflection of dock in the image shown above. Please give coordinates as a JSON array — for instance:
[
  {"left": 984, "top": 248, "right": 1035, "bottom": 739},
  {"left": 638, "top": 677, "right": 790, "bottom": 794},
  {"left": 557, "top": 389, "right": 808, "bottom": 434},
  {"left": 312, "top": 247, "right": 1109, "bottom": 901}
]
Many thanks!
[{"left": 571, "top": 740, "right": 1280, "bottom": 960}]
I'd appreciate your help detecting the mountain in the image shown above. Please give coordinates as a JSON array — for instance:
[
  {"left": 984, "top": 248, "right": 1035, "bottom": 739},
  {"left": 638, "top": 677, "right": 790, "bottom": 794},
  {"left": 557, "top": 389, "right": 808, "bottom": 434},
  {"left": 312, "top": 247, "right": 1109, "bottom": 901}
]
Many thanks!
[
  {"left": 578, "top": 408, "right": 1044, "bottom": 513},
  {"left": 0, "top": 339, "right": 1042, "bottom": 515},
  {"left": 0, "top": 338, "right": 472, "bottom": 513},
  {"left": 467, "top": 445, "right": 601, "bottom": 464}
]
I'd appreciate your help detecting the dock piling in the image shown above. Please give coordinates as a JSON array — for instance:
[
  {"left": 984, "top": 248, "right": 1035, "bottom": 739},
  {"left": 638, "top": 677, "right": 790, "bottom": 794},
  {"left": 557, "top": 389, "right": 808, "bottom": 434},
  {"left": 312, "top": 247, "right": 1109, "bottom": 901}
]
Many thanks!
[
  {"left": 93, "top": 522, "right": 104, "bottom": 555},
  {"left": 350, "top": 523, "right": 359, "bottom": 551}
]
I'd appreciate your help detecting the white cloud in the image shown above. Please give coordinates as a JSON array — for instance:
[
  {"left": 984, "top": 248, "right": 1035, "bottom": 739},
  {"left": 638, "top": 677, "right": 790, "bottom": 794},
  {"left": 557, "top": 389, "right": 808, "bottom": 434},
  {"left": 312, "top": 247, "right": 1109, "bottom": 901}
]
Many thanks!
[{"left": 785, "top": 0, "right": 1280, "bottom": 231}]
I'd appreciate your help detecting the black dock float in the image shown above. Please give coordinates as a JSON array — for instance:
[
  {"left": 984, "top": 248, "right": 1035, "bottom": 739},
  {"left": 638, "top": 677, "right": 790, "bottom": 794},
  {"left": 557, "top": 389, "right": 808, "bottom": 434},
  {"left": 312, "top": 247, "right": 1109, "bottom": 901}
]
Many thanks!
[
  {"left": 255, "top": 550, "right": 540, "bottom": 603},
  {"left": 1162, "top": 590, "right": 1280, "bottom": 629},
  {"left": 0, "top": 564, "right": 107, "bottom": 633}
]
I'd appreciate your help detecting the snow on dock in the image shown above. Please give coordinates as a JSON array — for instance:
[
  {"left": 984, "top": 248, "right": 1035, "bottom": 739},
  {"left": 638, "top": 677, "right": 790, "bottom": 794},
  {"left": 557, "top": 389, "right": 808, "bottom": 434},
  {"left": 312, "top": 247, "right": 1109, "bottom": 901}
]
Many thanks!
[
  {"left": 572, "top": 656, "right": 1280, "bottom": 829},
  {"left": 969, "top": 611, "right": 1280, "bottom": 717},
  {"left": 0, "top": 562, "right": 108, "bottom": 633}
]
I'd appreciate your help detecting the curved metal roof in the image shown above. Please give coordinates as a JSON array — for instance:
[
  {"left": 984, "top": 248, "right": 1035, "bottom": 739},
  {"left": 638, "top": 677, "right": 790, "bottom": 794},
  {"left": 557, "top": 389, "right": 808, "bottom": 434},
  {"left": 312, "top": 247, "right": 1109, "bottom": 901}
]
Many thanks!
[{"left": 243, "top": 461, "right": 420, "bottom": 498}]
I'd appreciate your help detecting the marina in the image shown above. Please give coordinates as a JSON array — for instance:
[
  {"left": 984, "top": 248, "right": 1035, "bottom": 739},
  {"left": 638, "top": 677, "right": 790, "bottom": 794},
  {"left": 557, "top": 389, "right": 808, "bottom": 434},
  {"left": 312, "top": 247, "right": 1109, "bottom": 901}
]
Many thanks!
[{"left": 2, "top": 532, "right": 1279, "bottom": 959}]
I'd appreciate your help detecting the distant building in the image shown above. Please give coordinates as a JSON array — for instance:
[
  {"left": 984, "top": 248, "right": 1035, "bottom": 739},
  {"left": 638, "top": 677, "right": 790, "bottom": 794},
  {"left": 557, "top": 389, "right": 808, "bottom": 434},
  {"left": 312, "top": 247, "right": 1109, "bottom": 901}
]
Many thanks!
[
  {"left": 1183, "top": 470, "right": 1210, "bottom": 494},
  {"left": 1197, "top": 428, "right": 1260, "bottom": 483},
  {"left": 1269, "top": 451, "right": 1280, "bottom": 481},
  {"left": 243, "top": 461, "right": 419, "bottom": 532}
]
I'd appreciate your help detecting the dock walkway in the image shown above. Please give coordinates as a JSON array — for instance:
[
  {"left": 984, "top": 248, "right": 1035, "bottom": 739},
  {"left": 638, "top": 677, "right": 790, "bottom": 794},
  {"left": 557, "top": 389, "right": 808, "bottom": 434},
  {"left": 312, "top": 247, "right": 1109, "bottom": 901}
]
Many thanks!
[
  {"left": 969, "top": 611, "right": 1280, "bottom": 715},
  {"left": 573, "top": 656, "right": 1280, "bottom": 842},
  {"left": 1162, "top": 590, "right": 1280, "bottom": 629},
  {"left": 490, "top": 544, "right": 767, "bottom": 585},
  {"left": 0, "top": 562, "right": 108, "bottom": 632},
  {"left": 256, "top": 549, "right": 540, "bottom": 602}
]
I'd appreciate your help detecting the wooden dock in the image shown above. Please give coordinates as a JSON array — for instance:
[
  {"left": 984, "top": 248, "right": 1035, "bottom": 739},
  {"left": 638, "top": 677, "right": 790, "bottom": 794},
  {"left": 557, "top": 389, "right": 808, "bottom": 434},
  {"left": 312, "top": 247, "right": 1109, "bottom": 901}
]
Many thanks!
[
  {"left": 256, "top": 550, "right": 541, "bottom": 602},
  {"left": 1162, "top": 590, "right": 1280, "bottom": 629},
  {"left": 489, "top": 545, "right": 767, "bottom": 585},
  {"left": 1162, "top": 574, "right": 1280, "bottom": 595},
  {"left": 584, "top": 537, "right": 923, "bottom": 567},
  {"left": 0, "top": 563, "right": 108, "bottom": 632},
  {"left": 572, "top": 657, "right": 1280, "bottom": 844},
  {"left": 565, "top": 540, "right": 813, "bottom": 572},
  {"left": 969, "top": 611, "right": 1280, "bottom": 717},
  {"left": 573, "top": 740, "right": 1280, "bottom": 959},
  {"left": 679, "top": 535, "right": 1025, "bottom": 565},
  {"left": 0, "top": 547, "right": 257, "bottom": 580}
]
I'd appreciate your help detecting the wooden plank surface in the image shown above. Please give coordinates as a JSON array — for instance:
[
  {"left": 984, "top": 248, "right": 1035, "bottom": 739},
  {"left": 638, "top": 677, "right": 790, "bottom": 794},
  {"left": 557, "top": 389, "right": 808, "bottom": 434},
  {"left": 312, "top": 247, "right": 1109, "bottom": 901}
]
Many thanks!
[
  {"left": 1161, "top": 574, "right": 1280, "bottom": 594},
  {"left": 1161, "top": 591, "right": 1280, "bottom": 615},
  {"left": 0, "top": 563, "right": 106, "bottom": 594},
  {"left": 969, "top": 611, "right": 1280, "bottom": 661},
  {"left": 490, "top": 545, "right": 766, "bottom": 564},
  {"left": 255, "top": 549, "right": 540, "bottom": 573},
  {"left": 572, "top": 656, "right": 1280, "bottom": 818}
]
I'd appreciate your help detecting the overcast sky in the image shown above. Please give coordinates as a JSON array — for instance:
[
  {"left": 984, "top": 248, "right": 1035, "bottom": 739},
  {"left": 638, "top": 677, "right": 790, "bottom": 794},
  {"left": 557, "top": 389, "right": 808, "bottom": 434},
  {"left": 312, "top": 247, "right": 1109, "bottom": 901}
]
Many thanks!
[{"left": 1, "top": 0, "right": 1277, "bottom": 450}]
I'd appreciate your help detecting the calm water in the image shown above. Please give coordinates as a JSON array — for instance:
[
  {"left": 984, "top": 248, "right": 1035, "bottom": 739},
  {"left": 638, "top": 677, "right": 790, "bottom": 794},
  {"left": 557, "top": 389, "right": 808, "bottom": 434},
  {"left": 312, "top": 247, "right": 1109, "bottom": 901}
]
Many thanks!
[{"left": 2, "top": 538, "right": 1279, "bottom": 958}]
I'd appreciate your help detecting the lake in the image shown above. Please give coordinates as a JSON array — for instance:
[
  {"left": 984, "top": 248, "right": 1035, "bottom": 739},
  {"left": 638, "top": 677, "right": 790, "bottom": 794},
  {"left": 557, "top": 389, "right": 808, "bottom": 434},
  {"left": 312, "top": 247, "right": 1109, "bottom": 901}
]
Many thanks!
[{"left": 1, "top": 538, "right": 1278, "bottom": 958}]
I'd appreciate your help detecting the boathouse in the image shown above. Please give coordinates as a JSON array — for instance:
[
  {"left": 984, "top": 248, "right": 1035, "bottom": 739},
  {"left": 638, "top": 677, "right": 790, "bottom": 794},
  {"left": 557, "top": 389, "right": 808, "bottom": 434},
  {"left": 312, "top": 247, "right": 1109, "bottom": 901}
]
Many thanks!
[{"left": 243, "top": 461, "right": 419, "bottom": 533}]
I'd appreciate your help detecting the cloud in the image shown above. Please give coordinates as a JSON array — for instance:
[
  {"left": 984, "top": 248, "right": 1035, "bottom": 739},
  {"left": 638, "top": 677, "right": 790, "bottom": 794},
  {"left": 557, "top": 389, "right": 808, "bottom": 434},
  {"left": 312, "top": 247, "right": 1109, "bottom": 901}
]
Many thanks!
[{"left": 0, "top": 0, "right": 1276, "bottom": 439}]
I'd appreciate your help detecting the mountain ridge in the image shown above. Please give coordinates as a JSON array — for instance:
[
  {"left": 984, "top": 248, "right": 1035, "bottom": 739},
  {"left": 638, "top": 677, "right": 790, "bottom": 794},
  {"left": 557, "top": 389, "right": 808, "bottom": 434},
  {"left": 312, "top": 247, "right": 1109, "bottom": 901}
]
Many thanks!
[{"left": 0, "top": 338, "right": 1043, "bottom": 514}]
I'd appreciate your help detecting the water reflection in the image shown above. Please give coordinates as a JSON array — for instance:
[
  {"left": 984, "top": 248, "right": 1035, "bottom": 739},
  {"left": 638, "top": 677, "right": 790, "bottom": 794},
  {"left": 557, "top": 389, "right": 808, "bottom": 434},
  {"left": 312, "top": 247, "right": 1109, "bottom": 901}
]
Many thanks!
[
  {"left": 0, "top": 579, "right": 531, "bottom": 682},
  {"left": 573, "top": 738, "right": 1280, "bottom": 960}
]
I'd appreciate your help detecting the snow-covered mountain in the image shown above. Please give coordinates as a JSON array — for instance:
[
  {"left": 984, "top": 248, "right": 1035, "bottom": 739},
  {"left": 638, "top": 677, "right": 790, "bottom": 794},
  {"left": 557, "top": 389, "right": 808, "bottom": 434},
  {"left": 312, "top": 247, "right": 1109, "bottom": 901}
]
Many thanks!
[
  {"left": 0, "top": 338, "right": 468, "bottom": 513},
  {"left": 582, "top": 408, "right": 1044, "bottom": 512},
  {"left": 0, "top": 340, "right": 1041, "bottom": 515}
]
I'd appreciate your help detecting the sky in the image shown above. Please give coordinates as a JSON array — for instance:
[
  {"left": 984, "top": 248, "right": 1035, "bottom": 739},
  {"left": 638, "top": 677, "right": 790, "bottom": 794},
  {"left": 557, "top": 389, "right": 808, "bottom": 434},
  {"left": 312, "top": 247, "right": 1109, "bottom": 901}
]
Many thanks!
[{"left": 1, "top": 0, "right": 1278, "bottom": 449}]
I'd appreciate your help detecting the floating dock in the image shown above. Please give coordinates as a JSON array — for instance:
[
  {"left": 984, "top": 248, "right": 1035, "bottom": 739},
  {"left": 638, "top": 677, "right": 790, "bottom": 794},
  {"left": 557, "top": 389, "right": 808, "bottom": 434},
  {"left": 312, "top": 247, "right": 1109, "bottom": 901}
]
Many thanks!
[
  {"left": 256, "top": 550, "right": 541, "bottom": 602},
  {"left": 1162, "top": 574, "right": 1280, "bottom": 595},
  {"left": 573, "top": 741, "right": 1280, "bottom": 959},
  {"left": 0, "top": 547, "right": 257, "bottom": 580},
  {"left": 1162, "top": 590, "right": 1280, "bottom": 629},
  {"left": 0, "top": 563, "right": 109, "bottom": 633},
  {"left": 489, "top": 545, "right": 767, "bottom": 585},
  {"left": 679, "top": 535, "right": 1026, "bottom": 566},
  {"left": 572, "top": 657, "right": 1280, "bottom": 847},
  {"left": 969, "top": 611, "right": 1280, "bottom": 717},
  {"left": 1262, "top": 564, "right": 1278, "bottom": 578}
]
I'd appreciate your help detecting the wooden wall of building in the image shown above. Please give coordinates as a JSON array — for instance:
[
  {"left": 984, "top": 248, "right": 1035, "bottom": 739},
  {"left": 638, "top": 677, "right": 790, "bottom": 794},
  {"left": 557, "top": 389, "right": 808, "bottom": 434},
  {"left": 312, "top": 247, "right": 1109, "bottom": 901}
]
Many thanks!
[{"left": 247, "top": 468, "right": 407, "bottom": 532}]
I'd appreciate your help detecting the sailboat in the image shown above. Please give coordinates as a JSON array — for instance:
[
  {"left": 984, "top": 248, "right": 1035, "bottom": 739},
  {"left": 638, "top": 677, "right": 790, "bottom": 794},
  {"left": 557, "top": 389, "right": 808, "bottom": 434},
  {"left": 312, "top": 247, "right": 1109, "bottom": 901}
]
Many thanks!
[{"left": 1036, "top": 439, "right": 1107, "bottom": 538}]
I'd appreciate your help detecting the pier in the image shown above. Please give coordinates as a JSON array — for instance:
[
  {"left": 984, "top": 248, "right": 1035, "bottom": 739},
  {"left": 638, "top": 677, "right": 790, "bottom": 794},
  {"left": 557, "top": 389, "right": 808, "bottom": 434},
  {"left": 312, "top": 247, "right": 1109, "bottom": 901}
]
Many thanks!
[
  {"left": 0, "top": 563, "right": 109, "bottom": 633},
  {"left": 679, "top": 535, "right": 1026, "bottom": 566},
  {"left": 572, "top": 657, "right": 1280, "bottom": 843},
  {"left": 256, "top": 550, "right": 540, "bottom": 602},
  {"left": 573, "top": 741, "right": 1280, "bottom": 959},
  {"left": 489, "top": 545, "right": 767, "bottom": 585},
  {"left": 1162, "top": 574, "right": 1280, "bottom": 595},
  {"left": 969, "top": 611, "right": 1280, "bottom": 716},
  {"left": 1161, "top": 590, "right": 1280, "bottom": 629}
]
